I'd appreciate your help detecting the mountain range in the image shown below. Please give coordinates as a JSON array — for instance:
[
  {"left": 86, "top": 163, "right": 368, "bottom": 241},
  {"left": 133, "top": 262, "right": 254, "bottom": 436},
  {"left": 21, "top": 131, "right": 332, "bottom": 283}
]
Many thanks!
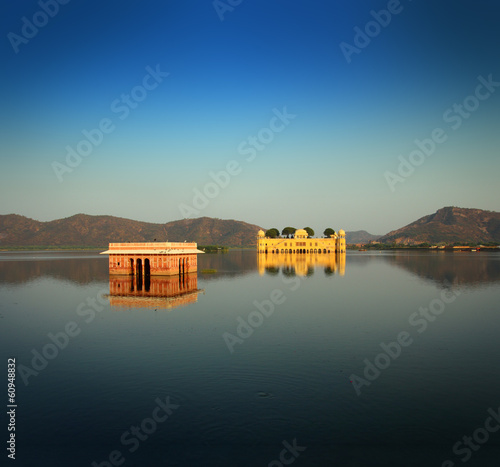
[
  {"left": 0, "top": 206, "right": 498, "bottom": 248},
  {"left": 378, "top": 207, "right": 500, "bottom": 245},
  {"left": 0, "top": 214, "right": 263, "bottom": 248},
  {"left": 345, "top": 230, "right": 381, "bottom": 244}
]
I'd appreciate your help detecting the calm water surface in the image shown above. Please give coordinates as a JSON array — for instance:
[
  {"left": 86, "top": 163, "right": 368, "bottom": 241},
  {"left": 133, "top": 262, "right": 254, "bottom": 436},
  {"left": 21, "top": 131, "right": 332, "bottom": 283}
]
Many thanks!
[{"left": 1, "top": 250, "right": 500, "bottom": 466}]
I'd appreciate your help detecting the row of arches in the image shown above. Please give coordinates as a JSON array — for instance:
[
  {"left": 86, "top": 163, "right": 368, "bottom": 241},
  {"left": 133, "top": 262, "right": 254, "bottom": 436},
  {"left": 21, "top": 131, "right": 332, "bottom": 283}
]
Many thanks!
[
  {"left": 132, "top": 258, "right": 150, "bottom": 277},
  {"left": 129, "top": 257, "right": 189, "bottom": 277},
  {"left": 262, "top": 248, "right": 331, "bottom": 254},
  {"left": 178, "top": 257, "right": 187, "bottom": 275}
]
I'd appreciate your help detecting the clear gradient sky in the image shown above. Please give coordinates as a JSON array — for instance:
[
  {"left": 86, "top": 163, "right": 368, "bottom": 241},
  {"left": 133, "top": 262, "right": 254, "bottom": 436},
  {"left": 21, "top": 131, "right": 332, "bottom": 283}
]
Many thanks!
[{"left": 1, "top": 0, "right": 499, "bottom": 234}]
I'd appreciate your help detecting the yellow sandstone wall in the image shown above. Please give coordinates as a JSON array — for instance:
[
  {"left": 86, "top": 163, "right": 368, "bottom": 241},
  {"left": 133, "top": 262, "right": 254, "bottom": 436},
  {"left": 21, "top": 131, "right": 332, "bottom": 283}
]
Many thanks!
[{"left": 257, "top": 229, "right": 346, "bottom": 254}]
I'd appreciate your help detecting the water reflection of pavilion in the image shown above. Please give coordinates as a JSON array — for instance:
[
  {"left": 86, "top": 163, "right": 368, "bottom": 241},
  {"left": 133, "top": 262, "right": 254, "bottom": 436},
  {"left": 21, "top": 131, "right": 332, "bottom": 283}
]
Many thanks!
[
  {"left": 106, "top": 273, "right": 203, "bottom": 310},
  {"left": 258, "top": 252, "right": 345, "bottom": 276}
]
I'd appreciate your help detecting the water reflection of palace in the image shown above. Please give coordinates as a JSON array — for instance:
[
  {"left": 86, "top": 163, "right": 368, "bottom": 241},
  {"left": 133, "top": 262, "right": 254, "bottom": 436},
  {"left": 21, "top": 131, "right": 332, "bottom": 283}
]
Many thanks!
[
  {"left": 258, "top": 252, "right": 346, "bottom": 276},
  {"left": 107, "top": 273, "right": 202, "bottom": 310}
]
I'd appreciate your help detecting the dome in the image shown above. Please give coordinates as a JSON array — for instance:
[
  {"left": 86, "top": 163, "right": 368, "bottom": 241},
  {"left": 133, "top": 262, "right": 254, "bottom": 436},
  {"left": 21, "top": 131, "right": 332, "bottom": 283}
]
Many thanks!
[
  {"left": 258, "top": 230, "right": 265, "bottom": 237},
  {"left": 295, "top": 229, "right": 308, "bottom": 238},
  {"left": 338, "top": 229, "right": 345, "bottom": 236}
]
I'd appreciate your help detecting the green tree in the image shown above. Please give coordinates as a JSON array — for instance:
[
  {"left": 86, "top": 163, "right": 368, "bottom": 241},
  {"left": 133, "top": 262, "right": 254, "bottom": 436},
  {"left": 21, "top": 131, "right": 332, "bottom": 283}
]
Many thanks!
[
  {"left": 304, "top": 227, "right": 314, "bottom": 237},
  {"left": 265, "top": 228, "right": 280, "bottom": 238},
  {"left": 324, "top": 228, "right": 335, "bottom": 237},
  {"left": 282, "top": 227, "right": 296, "bottom": 238}
]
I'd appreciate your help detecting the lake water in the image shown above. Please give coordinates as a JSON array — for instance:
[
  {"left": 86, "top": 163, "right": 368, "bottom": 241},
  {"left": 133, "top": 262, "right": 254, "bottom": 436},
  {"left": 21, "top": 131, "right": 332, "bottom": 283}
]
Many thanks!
[{"left": 2, "top": 250, "right": 500, "bottom": 466}]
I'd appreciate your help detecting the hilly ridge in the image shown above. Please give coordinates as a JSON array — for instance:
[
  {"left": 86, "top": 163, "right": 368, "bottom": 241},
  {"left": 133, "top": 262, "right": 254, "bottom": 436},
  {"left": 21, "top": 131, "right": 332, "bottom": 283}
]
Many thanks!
[
  {"left": 0, "top": 214, "right": 263, "bottom": 248},
  {"left": 1, "top": 207, "right": 499, "bottom": 248},
  {"left": 378, "top": 207, "right": 500, "bottom": 245},
  {"left": 345, "top": 230, "right": 381, "bottom": 244}
]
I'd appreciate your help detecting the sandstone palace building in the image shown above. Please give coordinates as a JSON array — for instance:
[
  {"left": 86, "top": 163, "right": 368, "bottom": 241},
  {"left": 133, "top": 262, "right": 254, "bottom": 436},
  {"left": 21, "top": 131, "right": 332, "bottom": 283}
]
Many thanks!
[
  {"left": 101, "top": 242, "right": 204, "bottom": 276},
  {"left": 257, "top": 229, "right": 346, "bottom": 254}
]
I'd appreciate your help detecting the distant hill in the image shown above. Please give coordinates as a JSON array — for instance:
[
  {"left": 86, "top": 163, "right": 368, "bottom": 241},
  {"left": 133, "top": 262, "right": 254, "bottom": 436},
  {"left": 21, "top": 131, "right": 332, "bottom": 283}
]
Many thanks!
[
  {"left": 3, "top": 207, "right": 498, "bottom": 249},
  {"left": 0, "top": 214, "right": 264, "bottom": 248},
  {"left": 346, "top": 230, "right": 381, "bottom": 244},
  {"left": 378, "top": 207, "right": 500, "bottom": 245}
]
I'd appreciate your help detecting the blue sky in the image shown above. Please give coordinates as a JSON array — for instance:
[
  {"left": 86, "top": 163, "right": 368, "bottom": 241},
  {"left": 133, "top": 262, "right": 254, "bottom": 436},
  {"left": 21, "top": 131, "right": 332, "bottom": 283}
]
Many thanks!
[{"left": 1, "top": 0, "right": 499, "bottom": 234}]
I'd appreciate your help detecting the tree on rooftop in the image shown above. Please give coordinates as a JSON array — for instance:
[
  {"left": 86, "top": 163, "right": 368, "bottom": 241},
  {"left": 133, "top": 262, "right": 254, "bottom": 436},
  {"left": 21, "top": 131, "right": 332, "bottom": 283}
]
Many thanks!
[
  {"left": 324, "top": 228, "right": 335, "bottom": 237},
  {"left": 265, "top": 228, "right": 280, "bottom": 238},
  {"left": 304, "top": 227, "right": 314, "bottom": 237},
  {"left": 282, "top": 227, "right": 296, "bottom": 238}
]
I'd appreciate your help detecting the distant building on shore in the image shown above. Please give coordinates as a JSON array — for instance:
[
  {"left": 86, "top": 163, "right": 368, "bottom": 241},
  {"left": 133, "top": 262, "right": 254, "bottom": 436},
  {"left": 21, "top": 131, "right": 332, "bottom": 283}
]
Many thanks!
[
  {"left": 100, "top": 242, "right": 204, "bottom": 276},
  {"left": 257, "top": 229, "right": 346, "bottom": 254}
]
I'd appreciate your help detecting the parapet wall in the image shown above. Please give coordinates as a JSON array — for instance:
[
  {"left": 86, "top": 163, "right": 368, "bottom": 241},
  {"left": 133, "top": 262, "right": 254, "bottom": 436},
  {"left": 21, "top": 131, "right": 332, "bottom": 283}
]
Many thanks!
[{"left": 101, "top": 242, "right": 204, "bottom": 276}]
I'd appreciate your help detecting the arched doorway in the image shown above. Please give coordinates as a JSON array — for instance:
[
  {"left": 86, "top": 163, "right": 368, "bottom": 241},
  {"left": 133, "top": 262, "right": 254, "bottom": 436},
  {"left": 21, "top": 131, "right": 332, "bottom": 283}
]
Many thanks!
[
  {"left": 130, "top": 258, "right": 134, "bottom": 275},
  {"left": 144, "top": 258, "right": 151, "bottom": 291},
  {"left": 136, "top": 258, "right": 143, "bottom": 291}
]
